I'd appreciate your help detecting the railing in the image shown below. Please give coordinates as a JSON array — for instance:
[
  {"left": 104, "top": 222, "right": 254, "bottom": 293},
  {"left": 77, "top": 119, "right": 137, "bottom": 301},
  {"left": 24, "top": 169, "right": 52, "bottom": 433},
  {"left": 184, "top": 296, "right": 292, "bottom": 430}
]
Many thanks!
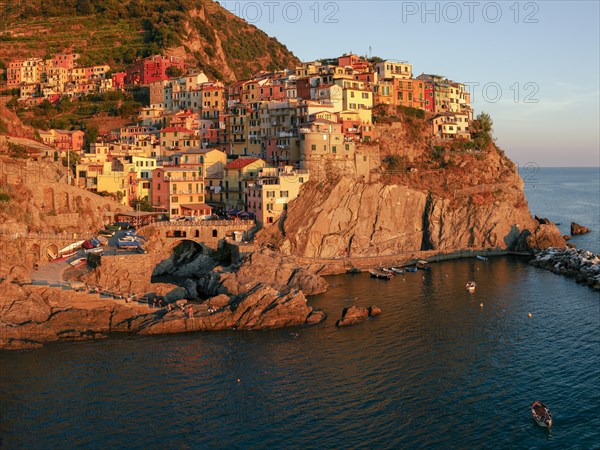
[{"left": 145, "top": 219, "right": 255, "bottom": 228}]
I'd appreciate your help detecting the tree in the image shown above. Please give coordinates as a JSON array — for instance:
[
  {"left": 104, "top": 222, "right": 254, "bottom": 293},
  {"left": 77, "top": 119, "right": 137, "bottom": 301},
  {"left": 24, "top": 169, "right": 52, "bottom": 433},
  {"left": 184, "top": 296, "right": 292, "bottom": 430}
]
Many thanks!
[
  {"left": 84, "top": 124, "right": 99, "bottom": 151},
  {"left": 62, "top": 150, "right": 82, "bottom": 176},
  {"left": 471, "top": 112, "right": 494, "bottom": 150},
  {"left": 165, "top": 65, "right": 183, "bottom": 78}
]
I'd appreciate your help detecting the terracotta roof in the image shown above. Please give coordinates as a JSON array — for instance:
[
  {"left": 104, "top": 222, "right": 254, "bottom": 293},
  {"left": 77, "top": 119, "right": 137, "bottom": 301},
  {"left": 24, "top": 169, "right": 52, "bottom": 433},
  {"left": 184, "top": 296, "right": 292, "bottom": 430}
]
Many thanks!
[{"left": 224, "top": 158, "right": 261, "bottom": 170}]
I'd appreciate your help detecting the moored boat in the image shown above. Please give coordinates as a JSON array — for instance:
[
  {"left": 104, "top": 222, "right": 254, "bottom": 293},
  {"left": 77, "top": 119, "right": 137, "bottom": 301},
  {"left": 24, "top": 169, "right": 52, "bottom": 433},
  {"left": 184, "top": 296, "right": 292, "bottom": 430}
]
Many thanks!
[
  {"left": 416, "top": 260, "right": 430, "bottom": 270},
  {"left": 466, "top": 281, "right": 476, "bottom": 293},
  {"left": 531, "top": 401, "right": 552, "bottom": 429},
  {"left": 59, "top": 240, "right": 85, "bottom": 256},
  {"left": 69, "top": 257, "right": 87, "bottom": 267},
  {"left": 405, "top": 266, "right": 418, "bottom": 273},
  {"left": 391, "top": 267, "right": 405, "bottom": 274},
  {"left": 369, "top": 269, "right": 393, "bottom": 280},
  {"left": 476, "top": 255, "right": 488, "bottom": 261}
]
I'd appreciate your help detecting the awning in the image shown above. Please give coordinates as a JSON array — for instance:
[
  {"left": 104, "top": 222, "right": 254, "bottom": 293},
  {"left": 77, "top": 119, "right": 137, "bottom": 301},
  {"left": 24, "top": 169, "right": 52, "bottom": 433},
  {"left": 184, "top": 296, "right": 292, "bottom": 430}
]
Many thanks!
[{"left": 180, "top": 203, "right": 212, "bottom": 211}]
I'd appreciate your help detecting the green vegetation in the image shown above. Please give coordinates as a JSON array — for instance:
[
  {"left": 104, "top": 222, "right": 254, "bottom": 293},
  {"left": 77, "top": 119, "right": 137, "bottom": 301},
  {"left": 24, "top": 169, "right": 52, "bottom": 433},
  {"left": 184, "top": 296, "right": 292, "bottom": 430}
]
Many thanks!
[
  {"left": 16, "top": 91, "right": 142, "bottom": 130},
  {"left": 3, "top": 0, "right": 299, "bottom": 80},
  {"left": 397, "top": 105, "right": 425, "bottom": 120},
  {"left": 471, "top": 112, "right": 494, "bottom": 150},
  {"left": 7, "top": 143, "right": 29, "bottom": 158},
  {"left": 62, "top": 150, "right": 82, "bottom": 177},
  {"left": 131, "top": 198, "right": 154, "bottom": 212},
  {"left": 383, "top": 155, "right": 410, "bottom": 173}
]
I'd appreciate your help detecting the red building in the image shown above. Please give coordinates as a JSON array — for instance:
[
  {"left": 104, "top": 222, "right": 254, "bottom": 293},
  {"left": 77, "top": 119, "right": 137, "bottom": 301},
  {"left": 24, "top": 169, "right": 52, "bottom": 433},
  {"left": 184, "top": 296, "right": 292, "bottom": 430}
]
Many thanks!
[
  {"left": 112, "top": 72, "right": 126, "bottom": 90},
  {"left": 125, "top": 55, "right": 186, "bottom": 86},
  {"left": 423, "top": 81, "right": 435, "bottom": 112}
]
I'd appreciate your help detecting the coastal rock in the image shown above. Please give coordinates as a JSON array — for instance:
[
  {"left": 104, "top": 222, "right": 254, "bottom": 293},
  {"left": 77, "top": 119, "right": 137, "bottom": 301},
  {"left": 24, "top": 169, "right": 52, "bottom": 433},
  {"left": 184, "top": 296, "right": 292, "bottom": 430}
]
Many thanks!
[
  {"left": 138, "top": 284, "right": 326, "bottom": 335},
  {"left": 336, "top": 306, "right": 381, "bottom": 327},
  {"left": 530, "top": 247, "right": 600, "bottom": 290},
  {"left": 571, "top": 222, "right": 591, "bottom": 235},
  {"left": 368, "top": 306, "right": 382, "bottom": 317},
  {"left": 516, "top": 223, "right": 567, "bottom": 252},
  {"left": 165, "top": 286, "right": 187, "bottom": 303},
  {"left": 0, "top": 283, "right": 51, "bottom": 325},
  {"left": 198, "top": 249, "right": 328, "bottom": 297}
]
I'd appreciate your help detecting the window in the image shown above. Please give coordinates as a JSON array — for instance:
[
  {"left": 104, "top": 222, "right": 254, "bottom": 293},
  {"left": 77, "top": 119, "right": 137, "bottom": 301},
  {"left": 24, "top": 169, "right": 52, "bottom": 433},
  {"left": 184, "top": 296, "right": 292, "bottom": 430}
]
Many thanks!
[
  {"left": 157, "top": 183, "right": 161, "bottom": 190},
  {"left": 280, "top": 190, "right": 289, "bottom": 197},
  {"left": 311, "top": 144, "right": 316, "bottom": 151},
  {"left": 332, "top": 146, "right": 336, "bottom": 153},
  {"left": 345, "top": 144, "right": 350, "bottom": 151},
  {"left": 172, "top": 196, "right": 178, "bottom": 202}
]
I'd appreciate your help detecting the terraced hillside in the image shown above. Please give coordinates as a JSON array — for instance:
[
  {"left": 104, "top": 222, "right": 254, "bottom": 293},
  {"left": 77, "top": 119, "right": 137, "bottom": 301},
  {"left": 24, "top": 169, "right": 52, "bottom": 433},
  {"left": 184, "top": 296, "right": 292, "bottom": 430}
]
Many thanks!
[{"left": 0, "top": 0, "right": 299, "bottom": 81}]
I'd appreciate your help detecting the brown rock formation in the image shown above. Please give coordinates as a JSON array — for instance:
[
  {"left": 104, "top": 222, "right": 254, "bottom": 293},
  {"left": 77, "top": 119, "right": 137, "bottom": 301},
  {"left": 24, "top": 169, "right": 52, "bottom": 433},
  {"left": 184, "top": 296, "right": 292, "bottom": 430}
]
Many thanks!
[
  {"left": 0, "top": 280, "right": 325, "bottom": 350},
  {"left": 335, "top": 305, "right": 381, "bottom": 327},
  {"left": 571, "top": 222, "right": 591, "bottom": 235},
  {"left": 274, "top": 144, "right": 564, "bottom": 258}
]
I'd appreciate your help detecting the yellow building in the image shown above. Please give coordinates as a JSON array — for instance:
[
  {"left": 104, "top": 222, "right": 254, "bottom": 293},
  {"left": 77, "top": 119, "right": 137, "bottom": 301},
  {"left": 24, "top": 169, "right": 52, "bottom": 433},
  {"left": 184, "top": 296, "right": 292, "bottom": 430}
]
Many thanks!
[
  {"left": 432, "top": 113, "right": 471, "bottom": 140},
  {"left": 375, "top": 60, "right": 413, "bottom": 80},
  {"left": 222, "top": 158, "right": 267, "bottom": 210},
  {"left": 96, "top": 160, "right": 136, "bottom": 205},
  {"left": 247, "top": 166, "right": 310, "bottom": 227},
  {"left": 339, "top": 83, "right": 373, "bottom": 124}
]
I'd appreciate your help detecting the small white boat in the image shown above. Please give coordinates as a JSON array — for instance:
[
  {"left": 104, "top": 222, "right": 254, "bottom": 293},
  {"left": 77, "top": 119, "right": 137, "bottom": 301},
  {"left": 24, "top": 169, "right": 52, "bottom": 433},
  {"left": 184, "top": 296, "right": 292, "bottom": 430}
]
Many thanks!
[
  {"left": 531, "top": 401, "right": 552, "bottom": 429},
  {"left": 466, "top": 281, "right": 476, "bottom": 293},
  {"left": 381, "top": 267, "right": 395, "bottom": 274},
  {"left": 476, "top": 255, "right": 488, "bottom": 261},
  {"left": 69, "top": 257, "right": 87, "bottom": 267},
  {"left": 391, "top": 267, "right": 405, "bottom": 274},
  {"left": 84, "top": 247, "right": 104, "bottom": 254},
  {"left": 59, "top": 240, "right": 85, "bottom": 256}
]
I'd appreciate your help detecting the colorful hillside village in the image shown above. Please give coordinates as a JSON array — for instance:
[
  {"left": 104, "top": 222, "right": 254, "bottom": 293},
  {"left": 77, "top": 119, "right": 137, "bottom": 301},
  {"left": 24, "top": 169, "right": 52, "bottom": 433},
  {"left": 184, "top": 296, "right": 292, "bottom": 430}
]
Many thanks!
[{"left": 3, "top": 51, "right": 474, "bottom": 227}]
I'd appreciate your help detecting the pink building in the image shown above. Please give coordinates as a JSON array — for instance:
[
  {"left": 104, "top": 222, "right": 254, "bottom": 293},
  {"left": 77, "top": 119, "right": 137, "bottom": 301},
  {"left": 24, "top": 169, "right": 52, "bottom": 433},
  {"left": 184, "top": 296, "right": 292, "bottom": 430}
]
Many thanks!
[{"left": 125, "top": 55, "right": 186, "bottom": 86}]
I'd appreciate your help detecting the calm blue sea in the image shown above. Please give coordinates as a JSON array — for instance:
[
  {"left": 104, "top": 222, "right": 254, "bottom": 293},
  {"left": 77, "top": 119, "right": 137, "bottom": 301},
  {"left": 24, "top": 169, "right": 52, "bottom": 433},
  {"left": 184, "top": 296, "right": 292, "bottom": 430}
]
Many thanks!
[
  {"left": 1, "top": 168, "right": 599, "bottom": 449},
  {"left": 521, "top": 167, "right": 599, "bottom": 254}
]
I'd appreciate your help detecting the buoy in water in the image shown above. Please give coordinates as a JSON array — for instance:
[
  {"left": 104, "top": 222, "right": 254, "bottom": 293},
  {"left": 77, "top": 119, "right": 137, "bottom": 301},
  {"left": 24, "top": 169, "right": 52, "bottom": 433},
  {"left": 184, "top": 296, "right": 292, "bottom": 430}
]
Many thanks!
[
  {"left": 237, "top": 379, "right": 241, "bottom": 383},
  {"left": 480, "top": 302, "right": 484, "bottom": 308},
  {"left": 528, "top": 312, "right": 533, "bottom": 318}
]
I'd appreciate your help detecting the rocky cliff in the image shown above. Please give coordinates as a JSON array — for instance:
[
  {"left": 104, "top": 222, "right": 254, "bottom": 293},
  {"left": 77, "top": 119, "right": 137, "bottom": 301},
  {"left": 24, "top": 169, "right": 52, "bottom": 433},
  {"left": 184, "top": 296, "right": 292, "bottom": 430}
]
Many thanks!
[{"left": 271, "top": 122, "right": 565, "bottom": 258}]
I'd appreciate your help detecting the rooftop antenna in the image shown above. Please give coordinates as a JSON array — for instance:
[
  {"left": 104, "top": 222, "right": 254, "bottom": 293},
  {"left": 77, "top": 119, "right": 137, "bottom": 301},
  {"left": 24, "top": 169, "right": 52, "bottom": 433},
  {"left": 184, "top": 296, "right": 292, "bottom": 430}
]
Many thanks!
[{"left": 369, "top": 46, "right": 372, "bottom": 59}]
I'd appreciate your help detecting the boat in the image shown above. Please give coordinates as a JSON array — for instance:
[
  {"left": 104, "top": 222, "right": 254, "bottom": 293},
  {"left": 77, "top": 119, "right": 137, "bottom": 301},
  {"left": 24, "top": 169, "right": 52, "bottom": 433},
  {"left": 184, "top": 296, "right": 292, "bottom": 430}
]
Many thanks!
[
  {"left": 369, "top": 269, "right": 393, "bottom": 280},
  {"left": 466, "top": 281, "right": 476, "bottom": 293},
  {"left": 405, "top": 266, "right": 418, "bottom": 273},
  {"left": 391, "top": 267, "right": 405, "bottom": 274},
  {"left": 531, "top": 401, "right": 552, "bottom": 429},
  {"left": 84, "top": 247, "right": 103, "bottom": 254},
  {"left": 69, "top": 257, "right": 87, "bottom": 267},
  {"left": 381, "top": 267, "right": 395, "bottom": 274},
  {"left": 59, "top": 240, "right": 85, "bottom": 256},
  {"left": 346, "top": 267, "right": 361, "bottom": 274},
  {"left": 476, "top": 255, "right": 488, "bottom": 261},
  {"left": 116, "top": 238, "right": 143, "bottom": 250},
  {"left": 416, "top": 260, "right": 430, "bottom": 270}
]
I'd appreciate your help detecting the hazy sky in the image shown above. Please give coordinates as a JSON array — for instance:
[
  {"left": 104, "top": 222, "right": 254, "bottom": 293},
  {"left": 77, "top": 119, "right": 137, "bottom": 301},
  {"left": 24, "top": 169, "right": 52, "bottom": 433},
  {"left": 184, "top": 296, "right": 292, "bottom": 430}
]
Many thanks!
[{"left": 220, "top": 0, "right": 600, "bottom": 167}]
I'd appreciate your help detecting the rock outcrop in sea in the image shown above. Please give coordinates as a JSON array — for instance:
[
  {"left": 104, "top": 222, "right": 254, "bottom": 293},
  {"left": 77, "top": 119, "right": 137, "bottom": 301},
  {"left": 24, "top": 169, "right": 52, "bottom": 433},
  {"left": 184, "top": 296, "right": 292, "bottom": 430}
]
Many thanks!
[
  {"left": 335, "top": 306, "right": 382, "bottom": 327},
  {"left": 571, "top": 222, "right": 591, "bottom": 235}
]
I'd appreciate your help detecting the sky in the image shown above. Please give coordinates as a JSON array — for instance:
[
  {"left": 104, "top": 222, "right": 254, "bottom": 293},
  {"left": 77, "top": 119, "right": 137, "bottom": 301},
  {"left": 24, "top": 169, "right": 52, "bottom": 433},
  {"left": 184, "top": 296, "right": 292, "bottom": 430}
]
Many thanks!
[{"left": 219, "top": 0, "right": 600, "bottom": 167}]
